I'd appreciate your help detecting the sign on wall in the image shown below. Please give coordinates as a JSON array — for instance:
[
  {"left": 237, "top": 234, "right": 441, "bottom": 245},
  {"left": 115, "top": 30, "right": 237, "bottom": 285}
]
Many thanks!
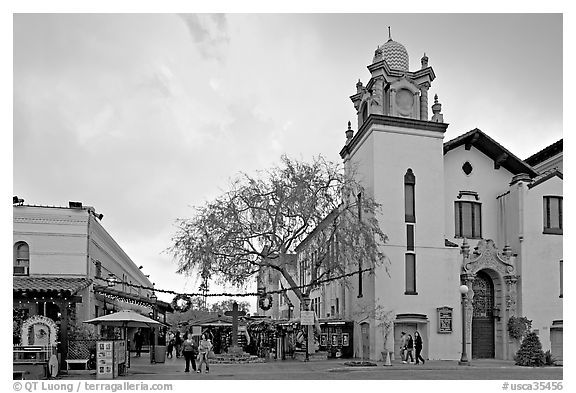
[{"left": 437, "top": 306, "right": 453, "bottom": 333}]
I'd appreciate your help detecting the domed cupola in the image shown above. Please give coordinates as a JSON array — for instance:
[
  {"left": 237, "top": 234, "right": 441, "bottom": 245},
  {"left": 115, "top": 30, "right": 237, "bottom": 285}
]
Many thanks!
[
  {"left": 372, "top": 27, "right": 409, "bottom": 71},
  {"left": 381, "top": 39, "right": 409, "bottom": 71}
]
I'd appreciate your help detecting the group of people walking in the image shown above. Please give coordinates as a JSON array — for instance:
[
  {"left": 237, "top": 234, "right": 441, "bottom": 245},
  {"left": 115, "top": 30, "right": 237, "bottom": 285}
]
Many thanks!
[
  {"left": 135, "top": 329, "right": 213, "bottom": 374},
  {"left": 180, "top": 333, "right": 213, "bottom": 373},
  {"left": 399, "top": 331, "right": 425, "bottom": 365}
]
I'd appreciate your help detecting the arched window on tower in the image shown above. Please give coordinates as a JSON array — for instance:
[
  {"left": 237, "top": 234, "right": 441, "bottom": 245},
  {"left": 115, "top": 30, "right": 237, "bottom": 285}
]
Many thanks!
[
  {"left": 361, "top": 102, "right": 369, "bottom": 125},
  {"left": 14, "top": 241, "right": 30, "bottom": 276},
  {"left": 404, "top": 169, "right": 416, "bottom": 223}
]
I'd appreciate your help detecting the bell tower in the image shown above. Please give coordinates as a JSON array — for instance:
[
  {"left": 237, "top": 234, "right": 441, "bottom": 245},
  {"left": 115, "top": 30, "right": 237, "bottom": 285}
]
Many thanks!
[{"left": 340, "top": 32, "right": 450, "bottom": 340}]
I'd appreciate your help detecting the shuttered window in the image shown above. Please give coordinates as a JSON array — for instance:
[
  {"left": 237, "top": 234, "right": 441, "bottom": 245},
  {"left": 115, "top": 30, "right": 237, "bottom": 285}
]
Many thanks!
[
  {"left": 543, "top": 196, "right": 562, "bottom": 234},
  {"left": 455, "top": 201, "right": 482, "bottom": 238}
]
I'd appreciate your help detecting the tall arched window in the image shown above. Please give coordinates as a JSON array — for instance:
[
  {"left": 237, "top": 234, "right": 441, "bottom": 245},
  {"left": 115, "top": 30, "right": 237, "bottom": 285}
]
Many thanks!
[
  {"left": 404, "top": 169, "right": 416, "bottom": 223},
  {"left": 14, "top": 241, "right": 30, "bottom": 275},
  {"left": 361, "top": 102, "right": 368, "bottom": 125}
]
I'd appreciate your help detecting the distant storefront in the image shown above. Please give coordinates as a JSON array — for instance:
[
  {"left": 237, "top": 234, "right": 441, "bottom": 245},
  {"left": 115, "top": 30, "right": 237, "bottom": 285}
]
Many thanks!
[{"left": 318, "top": 320, "right": 353, "bottom": 358}]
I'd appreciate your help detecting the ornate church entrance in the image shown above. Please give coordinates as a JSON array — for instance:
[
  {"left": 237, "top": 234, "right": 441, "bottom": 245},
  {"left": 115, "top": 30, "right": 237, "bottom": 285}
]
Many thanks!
[{"left": 472, "top": 270, "right": 495, "bottom": 358}]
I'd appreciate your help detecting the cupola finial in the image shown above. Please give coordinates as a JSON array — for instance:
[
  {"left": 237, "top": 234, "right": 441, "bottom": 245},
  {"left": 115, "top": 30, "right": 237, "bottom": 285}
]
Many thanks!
[
  {"left": 431, "top": 94, "right": 444, "bottom": 123},
  {"left": 345, "top": 121, "right": 354, "bottom": 142},
  {"left": 388, "top": 26, "right": 392, "bottom": 41}
]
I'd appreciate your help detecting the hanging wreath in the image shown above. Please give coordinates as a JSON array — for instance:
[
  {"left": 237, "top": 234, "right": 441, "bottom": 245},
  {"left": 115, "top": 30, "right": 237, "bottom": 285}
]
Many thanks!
[
  {"left": 258, "top": 293, "right": 273, "bottom": 311},
  {"left": 171, "top": 294, "right": 192, "bottom": 313}
]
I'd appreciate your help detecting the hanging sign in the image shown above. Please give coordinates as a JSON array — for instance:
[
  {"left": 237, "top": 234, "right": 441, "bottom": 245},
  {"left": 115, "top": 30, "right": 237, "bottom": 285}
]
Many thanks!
[{"left": 301, "top": 311, "right": 315, "bottom": 325}]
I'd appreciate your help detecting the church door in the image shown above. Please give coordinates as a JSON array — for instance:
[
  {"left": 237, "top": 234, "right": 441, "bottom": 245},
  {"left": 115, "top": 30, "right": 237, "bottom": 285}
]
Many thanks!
[
  {"left": 360, "top": 323, "right": 370, "bottom": 360},
  {"left": 472, "top": 271, "right": 495, "bottom": 358}
]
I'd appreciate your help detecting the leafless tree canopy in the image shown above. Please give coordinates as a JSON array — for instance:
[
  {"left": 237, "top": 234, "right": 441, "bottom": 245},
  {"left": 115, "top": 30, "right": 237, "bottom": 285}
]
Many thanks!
[{"left": 169, "top": 155, "right": 387, "bottom": 301}]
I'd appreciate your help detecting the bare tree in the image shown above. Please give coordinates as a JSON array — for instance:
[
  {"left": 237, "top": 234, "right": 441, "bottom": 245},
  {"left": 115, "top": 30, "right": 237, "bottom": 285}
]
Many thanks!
[
  {"left": 169, "top": 155, "right": 387, "bottom": 303},
  {"left": 209, "top": 299, "right": 251, "bottom": 314}
]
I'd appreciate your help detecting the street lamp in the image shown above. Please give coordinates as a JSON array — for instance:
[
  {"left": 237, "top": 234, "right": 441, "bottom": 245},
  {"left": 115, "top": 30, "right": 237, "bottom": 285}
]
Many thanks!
[
  {"left": 150, "top": 293, "right": 158, "bottom": 364},
  {"left": 459, "top": 284, "right": 470, "bottom": 366},
  {"left": 302, "top": 295, "right": 311, "bottom": 362}
]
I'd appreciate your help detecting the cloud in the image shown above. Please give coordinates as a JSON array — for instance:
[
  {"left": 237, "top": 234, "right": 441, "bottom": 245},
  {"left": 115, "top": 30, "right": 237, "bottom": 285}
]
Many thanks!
[{"left": 177, "top": 14, "right": 229, "bottom": 61}]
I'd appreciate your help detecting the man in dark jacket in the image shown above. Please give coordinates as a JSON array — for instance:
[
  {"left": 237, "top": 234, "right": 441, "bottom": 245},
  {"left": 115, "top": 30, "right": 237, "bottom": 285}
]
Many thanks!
[{"left": 133, "top": 328, "right": 144, "bottom": 357}]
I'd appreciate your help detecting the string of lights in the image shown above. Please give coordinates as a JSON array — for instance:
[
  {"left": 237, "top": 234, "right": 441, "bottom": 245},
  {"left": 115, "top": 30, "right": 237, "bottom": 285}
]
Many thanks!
[{"left": 95, "top": 267, "right": 374, "bottom": 298}]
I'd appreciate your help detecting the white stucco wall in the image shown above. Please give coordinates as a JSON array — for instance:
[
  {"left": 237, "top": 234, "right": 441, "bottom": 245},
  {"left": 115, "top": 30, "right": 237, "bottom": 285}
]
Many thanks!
[
  {"left": 519, "top": 176, "right": 563, "bottom": 351},
  {"left": 13, "top": 206, "right": 89, "bottom": 276},
  {"left": 443, "top": 145, "right": 515, "bottom": 245}
]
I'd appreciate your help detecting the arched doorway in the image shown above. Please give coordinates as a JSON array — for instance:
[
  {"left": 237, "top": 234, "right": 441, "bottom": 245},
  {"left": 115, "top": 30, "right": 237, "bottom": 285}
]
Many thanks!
[{"left": 472, "top": 270, "right": 495, "bottom": 358}]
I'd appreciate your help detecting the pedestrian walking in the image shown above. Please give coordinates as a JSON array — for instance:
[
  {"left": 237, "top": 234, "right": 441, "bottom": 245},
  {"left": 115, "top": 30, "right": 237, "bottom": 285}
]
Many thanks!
[
  {"left": 399, "top": 331, "right": 408, "bottom": 363},
  {"left": 167, "top": 336, "right": 175, "bottom": 359},
  {"left": 414, "top": 331, "right": 425, "bottom": 365},
  {"left": 133, "top": 328, "right": 144, "bottom": 357},
  {"left": 182, "top": 333, "right": 198, "bottom": 373},
  {"left": 174, "top": 331, "right": 183, "bottom": 358},
  {"left": 197, "top": 333, "right": 212, "bottom": 373},
  {"left": 405, "top": 334, "right": 415, "bottom": 363}
]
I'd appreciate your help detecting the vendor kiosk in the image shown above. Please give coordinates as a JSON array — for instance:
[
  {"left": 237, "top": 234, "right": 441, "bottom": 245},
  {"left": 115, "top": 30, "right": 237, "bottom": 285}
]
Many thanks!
[{"left": 96, "top": 340, "right": 126, "bottom": 379}]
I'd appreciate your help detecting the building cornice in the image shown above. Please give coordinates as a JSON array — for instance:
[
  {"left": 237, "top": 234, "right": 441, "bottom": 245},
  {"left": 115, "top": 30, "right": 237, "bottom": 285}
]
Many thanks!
[{"left": 340, "top": 114, "right": 448, "bottom": 158}]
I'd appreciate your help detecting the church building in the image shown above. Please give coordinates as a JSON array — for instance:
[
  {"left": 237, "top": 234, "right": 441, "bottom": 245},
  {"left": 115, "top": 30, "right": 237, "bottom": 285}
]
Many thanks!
[{"left": 261, "top": 33, "right": 563, "bottom": 363}]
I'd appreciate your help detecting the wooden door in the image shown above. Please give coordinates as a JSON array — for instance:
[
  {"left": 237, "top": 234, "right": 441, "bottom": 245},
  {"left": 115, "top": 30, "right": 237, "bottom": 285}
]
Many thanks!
[
  {"left": 360, "top": 323, "right": 370, "bottom": 360},
  {"left": 472, "top": 271, "right": 495, "bottom": 358},
  {"left": 550, "top": 328, "right": 563, "bottom": 361}
]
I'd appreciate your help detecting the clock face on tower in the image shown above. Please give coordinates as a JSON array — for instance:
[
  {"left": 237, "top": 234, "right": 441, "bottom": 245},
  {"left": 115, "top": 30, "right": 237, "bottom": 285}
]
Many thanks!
[{"left": 395, "top": 89, "right": 414, "bottom": 117}]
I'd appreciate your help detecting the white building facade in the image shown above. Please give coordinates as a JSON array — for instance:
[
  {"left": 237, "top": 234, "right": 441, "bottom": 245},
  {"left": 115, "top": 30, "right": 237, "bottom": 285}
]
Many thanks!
[
  {"left": 306, "top": 36, "right": 562, "bottom": 362},
  {"left": 13, "top": 201, "right": 171, "bottom": 367}
]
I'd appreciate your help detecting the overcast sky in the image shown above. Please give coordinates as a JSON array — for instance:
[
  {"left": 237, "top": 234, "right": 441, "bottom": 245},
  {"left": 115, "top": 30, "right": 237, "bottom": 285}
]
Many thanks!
[{"left": 12, "top": 13, "right": 563, "bottom": 306}]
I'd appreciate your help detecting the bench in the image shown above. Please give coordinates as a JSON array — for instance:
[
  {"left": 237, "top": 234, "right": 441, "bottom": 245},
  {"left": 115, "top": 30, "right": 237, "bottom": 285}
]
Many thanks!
[
  {"left": 13, "top": 370, "right": 29, "bottom": 380},
  {"left": 65, "top": 359, "right": 89, "bottom": 371}
]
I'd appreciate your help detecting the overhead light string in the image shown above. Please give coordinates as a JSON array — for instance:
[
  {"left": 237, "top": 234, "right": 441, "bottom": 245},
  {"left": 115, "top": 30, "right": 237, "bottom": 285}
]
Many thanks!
[{"left": 94, "top": 267, "right": 373, "bottom": 298}]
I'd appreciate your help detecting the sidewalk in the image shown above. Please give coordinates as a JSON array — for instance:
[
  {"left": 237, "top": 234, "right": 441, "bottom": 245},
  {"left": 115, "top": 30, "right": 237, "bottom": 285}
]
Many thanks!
[{"left": 59, "top": 353, "right": 540, "bottom": 380}]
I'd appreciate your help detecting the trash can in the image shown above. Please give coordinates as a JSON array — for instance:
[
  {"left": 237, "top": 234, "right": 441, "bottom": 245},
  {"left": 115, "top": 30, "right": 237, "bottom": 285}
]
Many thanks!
[{"left": 154, "top": 346, "right": 166, "bottom": 363}]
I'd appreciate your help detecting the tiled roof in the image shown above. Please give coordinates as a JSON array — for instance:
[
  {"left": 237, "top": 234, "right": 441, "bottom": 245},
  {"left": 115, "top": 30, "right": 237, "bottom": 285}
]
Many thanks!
[
  {"left": 443, "top": 129, "right": 538, "bottom": 177},
  {"left": 525, "top": 139, "right": 563, "bottom": 166},
  {"left": 13, "top": 276, "right": 92, "bottom": 294},
  {"left": 528, "top": 169, "right": 563, "bottom": 189}
]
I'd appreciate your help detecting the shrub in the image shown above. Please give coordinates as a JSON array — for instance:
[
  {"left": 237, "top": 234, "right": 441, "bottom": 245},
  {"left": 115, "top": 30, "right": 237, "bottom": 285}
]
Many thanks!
[
  {"left": 508, "top": 316, "right": 532, "bottom": 340},
  {"left": 514, "top": 332, "right": 546, "bottom": 367},
  {"left": 544, "top": 350, "right": 556, "bottom": 366}
]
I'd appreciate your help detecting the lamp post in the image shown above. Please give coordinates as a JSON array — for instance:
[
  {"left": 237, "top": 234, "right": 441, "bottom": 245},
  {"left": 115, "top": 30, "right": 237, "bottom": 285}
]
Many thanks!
[
  {"left": 302, "top": 295, "right": 311, "bottom": 362},
  {"left": 150, "top": 293, "right": 158, "bottom": 364},
  {"left": 459, "top": 284, "right": 470, "bottom": 366}
]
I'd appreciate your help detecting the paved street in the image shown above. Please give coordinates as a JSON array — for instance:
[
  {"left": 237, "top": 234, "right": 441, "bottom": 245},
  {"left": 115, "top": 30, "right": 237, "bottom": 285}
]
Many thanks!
[{"left": 61, "top": 353, "right": 563, "bottom": 380}]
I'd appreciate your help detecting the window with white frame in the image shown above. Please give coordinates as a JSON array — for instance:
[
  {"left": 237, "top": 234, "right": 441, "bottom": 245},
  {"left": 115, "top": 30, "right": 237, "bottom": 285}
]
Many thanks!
[
  {"left": 543, "top": 196, "right": 562, "bottom": 234},
  {"left": 14, "top": 241, "right": 30, "bottom": 276}
]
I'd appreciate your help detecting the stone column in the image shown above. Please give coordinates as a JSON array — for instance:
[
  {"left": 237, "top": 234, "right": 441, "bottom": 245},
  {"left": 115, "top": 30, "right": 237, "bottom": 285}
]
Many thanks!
[
  {"left": 504, "top": 275, "right": 519, "bottom": 360},
  {"left": 389, "top": 89, "right": 396, "bottom": 116},
  {"left": 461, "top": 273, "right": 476, "bottom": 359},
  {"left": 419, "top": 84, "right": 429, "bottom": 120}
]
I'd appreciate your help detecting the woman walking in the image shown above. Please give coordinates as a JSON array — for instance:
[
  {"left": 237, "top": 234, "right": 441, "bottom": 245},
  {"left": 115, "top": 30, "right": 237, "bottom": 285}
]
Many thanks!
[
  {"left": 181, "top": 333, "right": 198, "bottom": 373},
  {"left": 414, "top": 331, "right": 425, "bottom": 365},
  {"left": 174, "top": 332, "right": 183, "bottom": 358},
  {"left": 197, "top": 333, "right": 213, "bottom": 373},
  {"left": 405, "top": 334, "right": 415, "bottom": 363}
]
